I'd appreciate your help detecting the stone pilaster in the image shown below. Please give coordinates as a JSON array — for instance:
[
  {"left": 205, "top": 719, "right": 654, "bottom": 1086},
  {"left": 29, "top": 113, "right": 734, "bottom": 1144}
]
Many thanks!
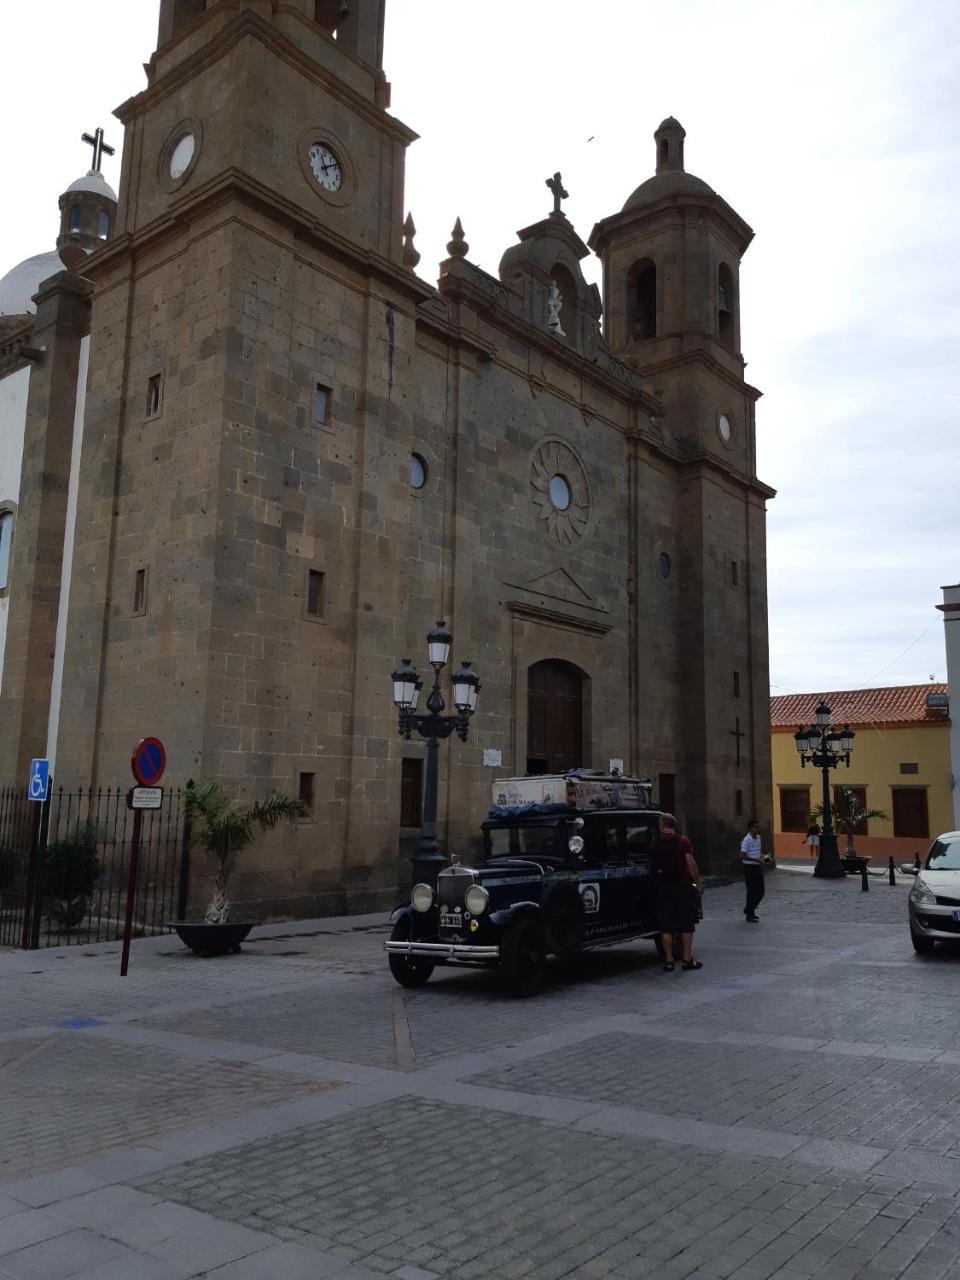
[{"left": 0, "top": 271, "right": 91, "bottom": 783}]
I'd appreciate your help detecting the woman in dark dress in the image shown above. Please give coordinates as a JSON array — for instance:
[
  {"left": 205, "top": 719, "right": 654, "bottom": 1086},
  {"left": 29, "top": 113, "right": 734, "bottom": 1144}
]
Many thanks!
[{"left": 651, "top": 813, "right": 703, "bottom": 972}]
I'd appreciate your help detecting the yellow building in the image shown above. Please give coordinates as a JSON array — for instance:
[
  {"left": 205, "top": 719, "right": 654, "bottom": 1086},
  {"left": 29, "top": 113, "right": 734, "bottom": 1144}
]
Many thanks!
[{"left": 771, "top": 685, "right": 953, "bottom": 861}]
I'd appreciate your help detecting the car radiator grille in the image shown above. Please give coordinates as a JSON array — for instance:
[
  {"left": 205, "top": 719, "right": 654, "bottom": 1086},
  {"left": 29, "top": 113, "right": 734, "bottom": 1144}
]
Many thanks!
[
  {"left": 934, "top": 895, "right": 960, "bottom": 906},
  {"left": 437, "top": 871, "right": 474, "bottom": 910},
  {"left": 918, "top": 915, "right": 960, "bottom": 933}
]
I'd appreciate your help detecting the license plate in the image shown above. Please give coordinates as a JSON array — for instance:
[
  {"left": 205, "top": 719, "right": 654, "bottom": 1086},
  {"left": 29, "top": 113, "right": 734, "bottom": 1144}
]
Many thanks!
[
  {"left": 440, "top": 912, "right": 463, "bottom": 929},
  {"left": 952, "top": 911, "right": 960, "bottom": 923}
]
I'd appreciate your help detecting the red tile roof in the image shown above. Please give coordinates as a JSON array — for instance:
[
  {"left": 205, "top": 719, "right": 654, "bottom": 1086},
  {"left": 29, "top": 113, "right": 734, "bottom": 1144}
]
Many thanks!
[{"left": 771, "top": 684, "right": 950, "bottom": 730}]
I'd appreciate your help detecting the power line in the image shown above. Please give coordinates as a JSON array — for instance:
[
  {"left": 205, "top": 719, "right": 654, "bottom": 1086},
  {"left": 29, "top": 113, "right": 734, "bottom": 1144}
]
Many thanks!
[{"left": 855, "top": 618, "right": 939, "bottom": 689}]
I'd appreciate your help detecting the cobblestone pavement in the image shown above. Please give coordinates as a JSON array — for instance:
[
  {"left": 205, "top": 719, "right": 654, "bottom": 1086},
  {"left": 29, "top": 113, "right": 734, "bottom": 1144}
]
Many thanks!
[{"left": 3, "top": 869, "right": 960, "bottom": 1279}]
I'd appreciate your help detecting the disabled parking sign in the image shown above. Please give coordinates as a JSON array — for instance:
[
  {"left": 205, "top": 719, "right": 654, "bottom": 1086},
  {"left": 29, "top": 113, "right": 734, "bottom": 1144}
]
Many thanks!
[{"left": 28, "top": 758, "right": 50, "bottom": 802}]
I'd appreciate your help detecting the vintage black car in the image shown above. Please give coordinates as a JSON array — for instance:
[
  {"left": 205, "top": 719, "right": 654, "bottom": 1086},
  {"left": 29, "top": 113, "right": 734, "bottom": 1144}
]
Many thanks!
[{"left": 385, "top": 778, "right": 665, "bottom": 996}]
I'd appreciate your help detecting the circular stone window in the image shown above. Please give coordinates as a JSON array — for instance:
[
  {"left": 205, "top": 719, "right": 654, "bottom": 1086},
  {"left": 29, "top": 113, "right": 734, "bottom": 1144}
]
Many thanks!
[
  {"left": 169, "top": 133, "right": 196, "bottom": 180},
  {"left": 718, "top": 413, "right": 733, "bottom": 445},
  {"left": 159, "top": 118, "right": 203, "bottom": 192},
  {"left": 530, "top": 440, "right": 590, "bottom": 545},
  {"left": 548, "top": 474, "right": 571, "bottom": 511},
  {"left": 410, "top": 453, "right": 428, "bottom": 490},
  {"left": 657, "top": 551, "right": 672, "bottom": 581}
]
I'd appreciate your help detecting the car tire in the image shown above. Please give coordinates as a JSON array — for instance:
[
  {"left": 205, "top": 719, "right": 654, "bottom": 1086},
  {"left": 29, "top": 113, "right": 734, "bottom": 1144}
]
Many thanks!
[
  {"left": 388, "top": 919, "right": 435, "bottom": 988},
  {"left": 502, "top": 916, "right": 548, "bottom": 997},
  {"left": 910, "top": 928, "right": 935, "bottom": 955}
]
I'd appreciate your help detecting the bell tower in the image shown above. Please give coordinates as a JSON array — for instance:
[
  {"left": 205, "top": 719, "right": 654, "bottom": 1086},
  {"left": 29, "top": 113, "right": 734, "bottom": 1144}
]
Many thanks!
[
  {"left": 590, "top": 120, "right": 773, "bottom": 865},
  {"left": 589, "top": 117, "right": 755, "bottom": 465},
  {"left": 56, "top": 0, "right": 432, "bottom": 920}
]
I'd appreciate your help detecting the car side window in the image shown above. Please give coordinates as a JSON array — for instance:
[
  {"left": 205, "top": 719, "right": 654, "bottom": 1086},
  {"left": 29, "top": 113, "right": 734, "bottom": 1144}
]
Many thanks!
[
  {"left": 605, "top": 824, "right": 627, "bottom": 863},
  {"left": 625, "top": 824, "right": 655, "bottom": 863}
]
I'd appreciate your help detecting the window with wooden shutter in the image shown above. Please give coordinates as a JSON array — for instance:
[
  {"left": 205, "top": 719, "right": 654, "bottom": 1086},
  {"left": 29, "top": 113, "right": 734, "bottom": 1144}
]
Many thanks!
[
  {"left": 892, "top": 787, "right": 928, "bottom": 840},
  {"left": 779, "top": 787, "right": 810, "bottom": 833}
]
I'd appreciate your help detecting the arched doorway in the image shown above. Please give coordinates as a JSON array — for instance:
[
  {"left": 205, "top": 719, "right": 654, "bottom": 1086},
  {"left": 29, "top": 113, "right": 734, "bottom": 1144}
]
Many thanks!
[{"left": 526, "top": 660, "right": 584, "bottom": 774}]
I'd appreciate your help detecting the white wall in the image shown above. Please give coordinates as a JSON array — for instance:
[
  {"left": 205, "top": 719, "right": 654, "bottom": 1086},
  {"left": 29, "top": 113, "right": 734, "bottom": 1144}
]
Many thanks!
[
  {"left": 0, "top": 364, "right": 30, "bottom": 695},
  {"left": 942, "top": 582, "right": 960, "bottom": 831},
  {"left": 46, "top": 335, "right": 89, "bottom": 770}
]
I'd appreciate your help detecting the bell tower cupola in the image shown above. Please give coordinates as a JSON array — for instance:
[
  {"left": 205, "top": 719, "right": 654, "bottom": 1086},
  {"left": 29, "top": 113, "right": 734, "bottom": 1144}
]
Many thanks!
[
  {"left": 589, "top": 119, "right": 760, "bottom": 465},
  {"left": 654, "top": 116, "right": 685, "bottom": 172}
]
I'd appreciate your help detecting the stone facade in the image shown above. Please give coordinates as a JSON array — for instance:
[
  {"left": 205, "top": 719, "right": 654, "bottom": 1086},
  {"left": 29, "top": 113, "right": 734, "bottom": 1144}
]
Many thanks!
[{"left": 0, "top": 1, "right": 774, "bottom": 916}]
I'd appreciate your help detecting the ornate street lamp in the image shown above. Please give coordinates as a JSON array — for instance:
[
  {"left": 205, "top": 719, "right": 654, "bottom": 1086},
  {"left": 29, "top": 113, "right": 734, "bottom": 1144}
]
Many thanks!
[
  {"left": 794, "top": 702, "right": 856, "bottom": 879},
  {"left": 391, "top": 621, "right": 481, "bottom": 886}
]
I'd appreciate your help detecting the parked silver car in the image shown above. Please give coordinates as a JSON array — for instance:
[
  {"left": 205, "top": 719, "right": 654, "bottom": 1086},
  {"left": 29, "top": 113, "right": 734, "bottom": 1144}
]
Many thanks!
[{"left": 908, "top": 830, "right": 960, "bottom": 953}]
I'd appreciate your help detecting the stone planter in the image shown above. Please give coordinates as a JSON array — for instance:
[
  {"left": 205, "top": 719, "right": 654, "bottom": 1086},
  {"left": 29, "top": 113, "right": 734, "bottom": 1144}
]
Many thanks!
[{"left": 171, "top": 920, "right": 256, "bottom": 956}]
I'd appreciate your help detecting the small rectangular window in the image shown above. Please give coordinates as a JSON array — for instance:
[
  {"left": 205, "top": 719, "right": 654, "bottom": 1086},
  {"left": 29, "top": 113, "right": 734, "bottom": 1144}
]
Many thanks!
[
  {"left": 735, "top": 789, "right": 744, "bottom": 817},
  {"left": 730, "top": 559, "right": 739, "bottom": 587},
  {"left": 779, "top": 786, "right": 810, "bottom": 832},
  {"left": 313, "top": 383, "right": 330, "bottom": 425},
  {"left": 133, "top": 567, "right": 147, "bottom": 615},
  {"left": 401, "top": 758, "right": 423, "bottom": 828},
  {"left": 146, "top": 374, "right": 163, "bottom": 418},
  {"left": 298, "top": 772, "right": 315, "bottom": 815},
  {"left": 306, "top": 569, "right": 325, "bottom": 618},
  {"left": 733, "top": 671, "right": 741, "bottom": 698},
  {"left": 899, "top": 762, "right": 919, "bottom": 775}
]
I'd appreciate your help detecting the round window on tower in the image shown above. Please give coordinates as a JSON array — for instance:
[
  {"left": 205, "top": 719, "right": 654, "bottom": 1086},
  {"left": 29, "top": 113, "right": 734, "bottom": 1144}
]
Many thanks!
[
  {"left": 159, "top": 119, "right": 203, "bottom": 192},
  {"left": 410, "top": 453, "right": 428, "bottom": 490},
  {"left": 656, "top": 551, "right": 672, "bottom": 581},
  {"left": 717, "top": 413, "right": 734, "bottom": 447}
]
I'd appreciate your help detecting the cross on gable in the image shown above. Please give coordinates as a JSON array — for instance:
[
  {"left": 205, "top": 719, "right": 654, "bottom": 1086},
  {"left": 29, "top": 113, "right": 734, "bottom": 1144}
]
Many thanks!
[
  {"left": 545, "top": 171, "right": 568, "bottom": 216},
  {"left": 81, "top": 126, "right": 115, "bottom": 174}
]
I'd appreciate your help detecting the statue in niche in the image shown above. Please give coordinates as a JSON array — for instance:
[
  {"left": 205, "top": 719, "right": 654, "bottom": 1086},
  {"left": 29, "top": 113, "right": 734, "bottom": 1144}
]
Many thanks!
[{"left": 546, "top": 281, "right": 566, "bottom": 337}]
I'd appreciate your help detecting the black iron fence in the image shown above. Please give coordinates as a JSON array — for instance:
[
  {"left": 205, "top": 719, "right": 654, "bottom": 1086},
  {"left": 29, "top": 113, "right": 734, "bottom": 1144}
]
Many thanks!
[{"left": 0, "top": 785, "right": 184, "bottom": 949}]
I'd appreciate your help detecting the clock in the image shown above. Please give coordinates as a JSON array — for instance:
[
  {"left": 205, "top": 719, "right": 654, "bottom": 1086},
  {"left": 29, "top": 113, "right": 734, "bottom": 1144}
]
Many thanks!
[{"left": 309, "top": 143, "right": 342, "bottom": 192}]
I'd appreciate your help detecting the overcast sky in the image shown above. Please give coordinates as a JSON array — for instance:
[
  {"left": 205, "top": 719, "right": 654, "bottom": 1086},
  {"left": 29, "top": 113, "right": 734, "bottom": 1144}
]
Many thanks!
[{"left": 2, "top": 0, "right": 957, "bottom": 696}]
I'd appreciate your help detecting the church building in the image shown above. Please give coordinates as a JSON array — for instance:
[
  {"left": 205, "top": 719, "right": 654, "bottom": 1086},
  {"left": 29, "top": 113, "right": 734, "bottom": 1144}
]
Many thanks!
[{"left": 0, "top": 0, "right": 774, "bottom": 915}]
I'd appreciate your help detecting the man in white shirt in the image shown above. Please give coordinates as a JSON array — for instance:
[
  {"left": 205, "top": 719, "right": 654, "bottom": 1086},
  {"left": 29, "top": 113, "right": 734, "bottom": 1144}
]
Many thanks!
[{"left": 740, "top": 820, "right": 765, "bottom": 922}]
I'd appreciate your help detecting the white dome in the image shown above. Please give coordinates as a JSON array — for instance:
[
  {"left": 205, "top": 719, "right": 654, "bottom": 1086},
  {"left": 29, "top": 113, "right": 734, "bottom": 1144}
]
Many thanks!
[
  {"left": 0, "top": 250, "right": 63, "bottom": 316},
  {"left": 65, "top": 170, "right": 118, "bottom": 202}
]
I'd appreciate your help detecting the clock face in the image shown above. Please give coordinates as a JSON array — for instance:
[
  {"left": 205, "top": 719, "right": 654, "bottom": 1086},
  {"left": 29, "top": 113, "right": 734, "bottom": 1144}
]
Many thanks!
[
  {"left": 718, "top": 413, "right": 732, "bottom": 444},
  {"left": 309, "top": 143, "right": 342, "bottom": 192}
]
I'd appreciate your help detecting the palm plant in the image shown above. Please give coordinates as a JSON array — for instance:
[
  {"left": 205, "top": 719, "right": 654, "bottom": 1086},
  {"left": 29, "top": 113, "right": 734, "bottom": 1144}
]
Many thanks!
[
  {"left": 184, "top": 781, "right": 303, "bottom": 924},
  {"left": 810, "top": 786, "right": 887, "bottom": 856}
]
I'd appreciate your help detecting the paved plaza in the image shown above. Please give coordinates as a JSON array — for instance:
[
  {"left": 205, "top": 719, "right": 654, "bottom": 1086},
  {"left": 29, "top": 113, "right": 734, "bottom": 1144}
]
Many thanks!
[{"left": 2, "top": 869, "right": 960, "bottom": 1279}]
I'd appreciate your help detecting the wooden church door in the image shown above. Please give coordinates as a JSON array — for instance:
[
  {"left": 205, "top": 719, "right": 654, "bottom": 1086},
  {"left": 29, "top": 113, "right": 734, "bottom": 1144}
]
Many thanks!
[{"left": 526, "top": 660, "right": 583, "bottom": 775}]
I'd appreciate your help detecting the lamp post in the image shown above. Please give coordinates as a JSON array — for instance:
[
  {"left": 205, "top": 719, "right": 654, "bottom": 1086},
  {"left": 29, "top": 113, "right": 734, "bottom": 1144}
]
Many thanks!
[
  {"left": 391, "top": 620, "right": 481, "bottom": 887},
  {"left": 794, "top": 701, "right": 856, "bottom": 879}
]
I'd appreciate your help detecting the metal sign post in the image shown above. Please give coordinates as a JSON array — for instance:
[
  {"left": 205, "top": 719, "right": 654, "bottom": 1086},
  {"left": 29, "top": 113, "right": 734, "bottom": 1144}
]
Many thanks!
[
  {"left": 22, "top": 760, "right": 52, "bottom": 950},
  {"left": 120, "top": 739, "right": 166, "bottom": 976}
]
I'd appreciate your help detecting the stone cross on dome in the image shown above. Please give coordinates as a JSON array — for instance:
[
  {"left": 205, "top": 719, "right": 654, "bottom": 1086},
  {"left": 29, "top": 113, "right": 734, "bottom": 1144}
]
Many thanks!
[
  {"left": 545, "top": 171, "right": 568, "bottom": 216},
  {"left": 81, "top": 126, "right": 115, "bottom": 174}
]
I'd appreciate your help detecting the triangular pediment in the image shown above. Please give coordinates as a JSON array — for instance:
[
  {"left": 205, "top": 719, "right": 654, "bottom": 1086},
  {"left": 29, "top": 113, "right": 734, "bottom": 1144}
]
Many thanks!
[{"left": 514, "top": 567, "right": 597, "bottom": 608}]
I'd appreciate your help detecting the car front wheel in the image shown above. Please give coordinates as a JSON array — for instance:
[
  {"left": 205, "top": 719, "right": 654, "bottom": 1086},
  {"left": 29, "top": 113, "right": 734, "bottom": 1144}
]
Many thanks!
[
  {"left": 910, "top": 927, "right": 935, "bottom": 955},
  {"left": 502, "top": 916, "right": 548, "bottom": 997},
  {"left": 388, "top": 920, "right": 435, "bottom": 988}
]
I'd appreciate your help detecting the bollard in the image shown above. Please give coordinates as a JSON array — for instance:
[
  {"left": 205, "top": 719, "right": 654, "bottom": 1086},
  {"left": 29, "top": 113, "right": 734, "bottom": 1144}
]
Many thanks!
[
  {"left": 861, "top": 863, "right": 869, "bottom": 892},
  {"left": 888, "top": 856, "right": 896, "bottom": 886},
  {"left": 914, "top": 852, "right": 921, "bottom": 870}
]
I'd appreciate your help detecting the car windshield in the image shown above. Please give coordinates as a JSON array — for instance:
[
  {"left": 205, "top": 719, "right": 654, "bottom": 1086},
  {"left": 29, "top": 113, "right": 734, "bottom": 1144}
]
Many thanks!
[
  {"left": 926, "top": 837, "right": 960, "bottom": 870},
  {"left": 487, "top": 825, "right": 561, "bottom": 861}
]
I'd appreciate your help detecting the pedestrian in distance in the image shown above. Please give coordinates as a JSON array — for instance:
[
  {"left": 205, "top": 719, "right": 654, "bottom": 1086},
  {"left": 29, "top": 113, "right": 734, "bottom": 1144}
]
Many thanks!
[
  {"left": 741, "top": 819, "right": 767, "bottom": 921},
  {"left": 802, "top": 821, "right": 821, "bottom": 860},
  {"left": 651, "top": 813, "right": 703, "bottom": 972}
]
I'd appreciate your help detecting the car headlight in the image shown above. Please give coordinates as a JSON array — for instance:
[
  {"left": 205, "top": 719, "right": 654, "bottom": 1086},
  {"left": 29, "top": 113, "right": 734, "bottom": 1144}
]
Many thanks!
[
  {"left": 910, "top": 880, "right": 935, "bottom": 906},
  {"left": 568, "top": 835, "right": 585, "bottom": 855},
  {"left": 410, "top": 883, "right": 434, "bottom": 912},
  {"left": 465, "top": 884, "right": 489, "bottom": 915}
]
